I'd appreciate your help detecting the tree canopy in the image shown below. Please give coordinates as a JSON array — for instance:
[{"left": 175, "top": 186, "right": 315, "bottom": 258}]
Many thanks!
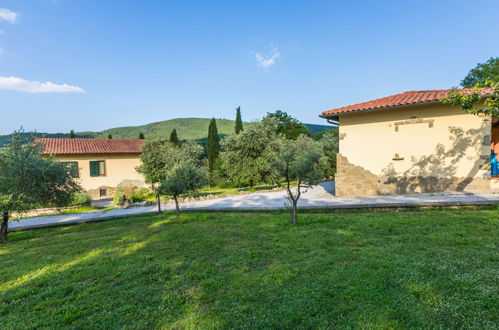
[
  {"left": 170, "top": 129, "right": 180, "bottom": 146},
  {"left": 0, "top": 131, "right": 81, "bottom": 242},
  {"left": 157, "top": 163, "right": 207, "bottom": 218},
  {"left": 235, "top": 106, "right": 244, "bottom": 134},
  {"left": 222, "top": 118, "right": 283, "bottom": 187},
  {"left": 265, "top": 110, "right": 309, "bottom": 140},
  {"left": 461, "top": 57, "right": 499, "bottom": 88},
  {"left": 275, "top": 135, "right": 327, "bottom": 224},
  {"left": 207, "top": 118, "right": 220, "bottom": 185},
  {"left": 136, "top": 140, "right": 203, "bottom": 212},
  {"left": 441, "top": 58, "right": 499, "bottom": 117}
]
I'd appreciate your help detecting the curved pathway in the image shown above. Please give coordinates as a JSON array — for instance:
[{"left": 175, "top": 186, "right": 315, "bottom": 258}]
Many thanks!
[{"left": 9, "top": 181, "right": 499, "bottom": 231}]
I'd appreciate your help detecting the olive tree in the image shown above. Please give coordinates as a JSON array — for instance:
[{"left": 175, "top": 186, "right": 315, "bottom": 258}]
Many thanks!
[
  {"left": 221, "top": 117, "right": 283, "bottom": 187},
  {"left": 275, "top": 135, "right": 328, "bottom": 224},
  {"left": 157, "top": 163, "right": 207, "bottom": 218},
  {"left": 0, "top": 131, "right": 81, "bottom": 243},
  {"left": 136, "top": 140, "right": 203, "bottom": 213}
]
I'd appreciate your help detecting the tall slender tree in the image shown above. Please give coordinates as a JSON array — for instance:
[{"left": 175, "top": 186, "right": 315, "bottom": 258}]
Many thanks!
[
  {"left": 139, "top": 132, "right": 145, "bottom": 139},
  {"left": 170, "top": 129, "right": 180, "bottom": 146},
  {"left": 108, "top": 134, "right": 113, "bottom": 139},
  {"left": 69, "top": 130, "right": 75, "bottom": 138},
  {"left": 235, "top": 106, "right": 244, "bottom": 134},
  {"left": 207, "top": 118, "right": 220, "bottom": 185}
]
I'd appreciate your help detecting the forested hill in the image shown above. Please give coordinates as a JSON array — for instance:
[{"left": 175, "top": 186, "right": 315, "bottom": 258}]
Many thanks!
[{"left": 0, "top": 118, "right": 334, "bottom": 146}]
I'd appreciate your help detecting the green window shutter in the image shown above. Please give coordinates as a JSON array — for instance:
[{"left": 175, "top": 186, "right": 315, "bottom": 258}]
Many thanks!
[
  {"left": 90, "top": 161, "right": 99, "bottom": 177},
  {"left": 71, "top": 162, "right": 79, "bottom": 178}
]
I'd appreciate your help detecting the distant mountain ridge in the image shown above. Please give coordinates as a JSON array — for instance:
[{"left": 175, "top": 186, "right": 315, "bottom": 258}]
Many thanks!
[{"left": 0, "top": 117, "right": 334, "bottom": 146}]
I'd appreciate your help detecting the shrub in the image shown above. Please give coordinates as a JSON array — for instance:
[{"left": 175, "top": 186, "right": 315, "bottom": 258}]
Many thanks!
[
  {"left": 113, "top": 186, "right": 154, "bottom": 205},
  {"left": 70, "top": 192, "right": 92, "bottom": 206}
]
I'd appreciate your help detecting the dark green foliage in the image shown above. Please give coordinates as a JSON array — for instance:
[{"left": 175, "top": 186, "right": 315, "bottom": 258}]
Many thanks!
[
  {"left": 222, "top": 118, "right": 283, "bottom": 188},
  {"left": 265, "top": 110, "right": 309, "bottom": 140},
  {"left": 1, "top": 207, "right": 498, "bottom": 328},
  {"left": 158, "top": 163, "right": 207, "bottom": 217},
  {"left": 170, "top": 129, "right": 180, "bottom": 146},
  {"left": 108, "top": 134, "right": 112, "bottom": 139},
  {"left": 69, "top": 130, "right": 75, "bottom": 138},
  {"left": 0, "top": 131, "right": 81, "bottom": 242},
  {"left": 275, "top": 135, "right": 327, "bottom": 224},
  {"left": 318, "top": 129, "right": 339, "bottom": 178},
  {"left": 207, "top": 118, "right": 221, "bottom": 185},
  {"left": 461, "top": 57, "right": 499, "bottom": 88},
  {"left": 235, "top": 107, "right": 244, "bottom": 134},
  {"left": 139, "top": 132, "right": 145, "bottom": 139}
]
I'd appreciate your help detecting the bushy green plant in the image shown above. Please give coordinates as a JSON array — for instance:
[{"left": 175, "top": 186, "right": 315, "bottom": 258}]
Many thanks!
[
  {"left": 113, "top": 186, "right": 154, "bottom": 205},
  {"left": 70, "top": 192, "right": 92, "bottom": 206}
]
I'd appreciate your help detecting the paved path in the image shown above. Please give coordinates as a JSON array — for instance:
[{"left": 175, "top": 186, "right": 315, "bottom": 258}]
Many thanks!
[{"left": 9, "top": 181, "right": 499, "bottom": 231}]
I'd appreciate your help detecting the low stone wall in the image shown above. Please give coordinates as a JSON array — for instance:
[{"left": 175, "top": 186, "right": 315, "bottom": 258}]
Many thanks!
[
  {"left": 335, "top": 154, "right": 491, "bottom": 196},
  {"left": 87, "top": 186, "right": 117, "bottom": 200}
]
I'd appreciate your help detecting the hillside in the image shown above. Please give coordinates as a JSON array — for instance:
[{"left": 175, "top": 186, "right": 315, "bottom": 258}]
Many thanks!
[{"left": 0, "top": 118, "right": 334, "bottom": 146}]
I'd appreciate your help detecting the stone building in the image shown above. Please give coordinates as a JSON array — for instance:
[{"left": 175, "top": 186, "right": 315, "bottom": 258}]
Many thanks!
[{"left": 320, "top": 89, "right": 499, "bottom": 196}]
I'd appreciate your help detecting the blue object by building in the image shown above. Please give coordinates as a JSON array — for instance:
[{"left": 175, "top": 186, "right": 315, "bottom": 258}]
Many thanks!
[{"left": 491, "top": 149, "right": 499, "bottom": 176}]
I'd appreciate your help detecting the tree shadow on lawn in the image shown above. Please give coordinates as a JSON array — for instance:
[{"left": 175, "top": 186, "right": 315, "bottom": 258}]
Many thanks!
[{"left": 1, "top": 209, "right": 498, "bottom": 328}]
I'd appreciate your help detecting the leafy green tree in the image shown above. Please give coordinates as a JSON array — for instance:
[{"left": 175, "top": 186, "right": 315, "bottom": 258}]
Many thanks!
[
  {"left": 318, "top": 129, "right": 339, "bottom": 178},
  {"left": 275, "top": 135, "right": 327, "bottom": 224},
  {"left": 235, "top": 106, "right": 244, "bottom": 134},
  {"left": 136, "top": 141, "right": 203, "bottom": 213},
  {"left": 139, "top": 132, "right": 145, "bottom": 139},
  {"left": 441, "top": 58, "right": 499, "bottom": 117},
  {"left": 207, "top": 118, "right": 220, "bottom": 186},
  {"left": 265, "top": 110, "right": 309, "bottom": 140},
  {"left": 108, "top": 134, "right": 113, "bottom": 139},
  {"left": 0, "top": 131, "right": 82, "bottom": 242},
  {"left": 461, "top": 57, "right": 499, "bottom": 88},
  {"left": 157, "top": 163, "right": 207, "bottom": 218},
  {"left": 170, "top": 129, "right": 180, "bottom": 146},
  {"left": 222, "top": 118, "right": 283, "bottom": 188},
  {"left": 69, "top": 130, "right": 75, "bottom": 138}
]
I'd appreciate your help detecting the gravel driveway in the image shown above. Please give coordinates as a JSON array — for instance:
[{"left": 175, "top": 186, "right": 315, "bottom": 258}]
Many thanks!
[{"left": 9, "top": 181, "right": 499, "bottom": 231}]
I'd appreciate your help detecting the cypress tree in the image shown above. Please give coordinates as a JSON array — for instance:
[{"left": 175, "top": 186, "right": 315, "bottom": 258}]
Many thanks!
[
  {"left": 170, "top": 129, "right": 180, "bottom": 146},
  {"left": 108, "top": 134, "right": 113, "bottom": 139},
  {"left": 69, "top": 130, "right": 75, "bottom": 138},
  {"left": 207, "top": 118, "right": 220, "bottom": 180},
  {"left": 235, "top": 106, "right": 243, "bottom": 134},
  {"left": 139, "top": 132, "right": 145, "bottom": 139}
]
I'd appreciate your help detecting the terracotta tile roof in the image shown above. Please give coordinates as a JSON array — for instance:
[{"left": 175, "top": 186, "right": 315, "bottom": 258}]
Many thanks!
[
  {"left": 321, "top": 88, "right": 493, "bottom": 117},
  {"left": 36, "top": 138, "right": 144, "bottom": 155}
]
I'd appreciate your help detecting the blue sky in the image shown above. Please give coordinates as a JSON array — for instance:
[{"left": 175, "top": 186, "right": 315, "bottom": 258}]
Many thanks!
[{"left": 0, "top": 0, "right": 498, "bottom": 134}]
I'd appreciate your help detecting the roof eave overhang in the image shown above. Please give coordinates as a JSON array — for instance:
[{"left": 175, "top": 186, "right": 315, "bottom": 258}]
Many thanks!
[{"left": 319, "top": 93, "right": 493, "bottom": 119}]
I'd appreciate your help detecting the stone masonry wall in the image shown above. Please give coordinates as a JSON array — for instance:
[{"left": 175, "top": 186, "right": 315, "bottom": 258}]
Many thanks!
[{"left": 335, "top": 154, "right": 491, "bottom": 196}]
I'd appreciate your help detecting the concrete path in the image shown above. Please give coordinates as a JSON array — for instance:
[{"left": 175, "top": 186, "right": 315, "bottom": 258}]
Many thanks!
[{"left": 8, "top": 181, "right": 499, "bottom": 231}]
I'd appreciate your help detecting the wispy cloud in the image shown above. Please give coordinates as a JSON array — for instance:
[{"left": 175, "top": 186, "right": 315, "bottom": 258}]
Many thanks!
[
  {"left": 0, "top": 8, "right": 18, "bottom": 24},
  {"left": 0, "top": 76, "right": 86, "bottom": 94},
  {"left": 255, "top": 47, "right": 280, "bottom": 69}
]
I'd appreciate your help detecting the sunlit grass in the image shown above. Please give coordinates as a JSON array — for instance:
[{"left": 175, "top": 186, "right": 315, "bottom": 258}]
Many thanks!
[{"left": 1, "top": 207, "right": 498, "bottom": 328}]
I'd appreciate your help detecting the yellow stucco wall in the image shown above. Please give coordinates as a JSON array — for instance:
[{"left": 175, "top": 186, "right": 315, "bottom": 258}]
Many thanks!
[
  {"left": 335, "top": 103, "right": 493, "bottom": 195},
  {"left": 54, "top": 153, "right": 144, "bottom": 193}
]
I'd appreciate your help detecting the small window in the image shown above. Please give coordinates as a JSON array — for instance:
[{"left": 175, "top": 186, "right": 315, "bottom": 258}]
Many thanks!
[
  {"left": 62, "top": 161, "right": 79, "bottom": 178},
  {"left": 90, "top": 160, "right": 106, "bottom": 177},
  {"left": 99, "top": 188, "right": 107, "bottom": 197}
]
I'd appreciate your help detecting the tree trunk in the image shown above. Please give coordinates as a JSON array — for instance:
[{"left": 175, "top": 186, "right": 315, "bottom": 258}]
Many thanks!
[
  {"left": 156, "top": 194, "right": 162, "bottom": 214},
  {"left": 291, "top": 201, "right": 298, "bottom": 225},
  {"left": 174, "top": 195, "right": 180, "bottom": 218},
  {"left": 0, "top": 212, "right": 9, "bottom": 244},
  {"left": 250, "top": 179, "right": 254, "bottom": 189}
]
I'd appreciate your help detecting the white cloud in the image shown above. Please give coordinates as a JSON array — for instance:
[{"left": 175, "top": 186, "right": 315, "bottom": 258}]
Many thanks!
[
  {"left": 0, "top": 8, "right": 18, "bottom": 24},
  {"left": 0, "top": 76, "right": 86, "bottom": 93},
  {"left": 255, "top": 47, "right": 280, "bottom": 69}
]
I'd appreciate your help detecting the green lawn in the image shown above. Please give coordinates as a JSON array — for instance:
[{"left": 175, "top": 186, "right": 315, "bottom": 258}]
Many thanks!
[{"left": 1, "top": 208, "right": 498, "bottom": 328}]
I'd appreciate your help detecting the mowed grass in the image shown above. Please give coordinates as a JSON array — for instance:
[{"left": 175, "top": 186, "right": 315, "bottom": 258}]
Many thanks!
[{"left": 1, "top": 208, "right": 498, "bottom": 328}]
